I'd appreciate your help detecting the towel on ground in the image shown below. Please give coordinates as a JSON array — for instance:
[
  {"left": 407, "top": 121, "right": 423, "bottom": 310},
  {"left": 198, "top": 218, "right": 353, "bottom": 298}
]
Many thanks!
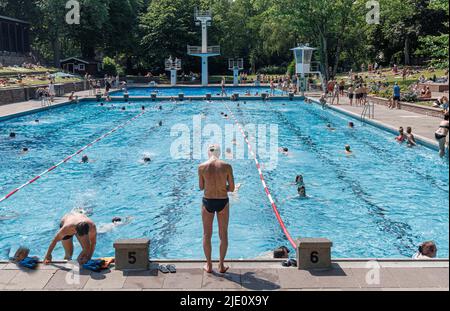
[
  {"left": 82, "top": 257, "right": 115, "bottom": 272},
  {"left": 18, "top": 257, "right": 39, "bottom": 269}
]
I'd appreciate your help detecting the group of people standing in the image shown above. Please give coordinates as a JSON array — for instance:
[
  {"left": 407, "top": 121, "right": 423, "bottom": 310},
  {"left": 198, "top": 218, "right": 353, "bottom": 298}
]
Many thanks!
[
  {"left": 326, "top": 78, "right": 369, "bottom": 107},
  {"left": 36, "top": 78, "right": 56, "bottom": 107},
  {"left": 85, "top": 74, "right": 120, "bottom": 97}
]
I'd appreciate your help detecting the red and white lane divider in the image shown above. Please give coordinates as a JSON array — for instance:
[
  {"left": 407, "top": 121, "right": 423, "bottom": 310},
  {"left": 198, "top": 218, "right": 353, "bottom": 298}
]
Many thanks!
[
  {"left": 223, "top": 103, "right": 297, "bottom": 249},
  {"left": 0, "top": 111, "right": 146, "bottom": 204}
]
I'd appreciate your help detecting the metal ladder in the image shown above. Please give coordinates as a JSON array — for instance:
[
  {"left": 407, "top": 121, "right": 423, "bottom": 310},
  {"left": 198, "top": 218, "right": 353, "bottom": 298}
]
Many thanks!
[{"left": 361, "top": 101, "right": 375, "bottom": 123}]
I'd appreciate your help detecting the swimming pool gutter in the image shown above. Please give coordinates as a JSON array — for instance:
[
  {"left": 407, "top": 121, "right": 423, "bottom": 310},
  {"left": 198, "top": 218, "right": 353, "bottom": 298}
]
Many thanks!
[{"left": 0, "top": 258, "right": 448, "bottom": 266}]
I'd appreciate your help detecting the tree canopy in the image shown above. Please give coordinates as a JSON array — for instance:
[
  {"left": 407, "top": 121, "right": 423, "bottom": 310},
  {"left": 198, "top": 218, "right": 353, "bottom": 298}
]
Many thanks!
[{"left": 1, "top": 0, "right": 448, "bottom": 75}]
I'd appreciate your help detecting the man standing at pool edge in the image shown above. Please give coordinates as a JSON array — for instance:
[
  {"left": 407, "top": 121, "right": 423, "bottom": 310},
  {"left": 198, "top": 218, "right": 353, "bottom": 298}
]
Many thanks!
[{"left": 198, "top": 144, "right": 235, "bottom": 274}]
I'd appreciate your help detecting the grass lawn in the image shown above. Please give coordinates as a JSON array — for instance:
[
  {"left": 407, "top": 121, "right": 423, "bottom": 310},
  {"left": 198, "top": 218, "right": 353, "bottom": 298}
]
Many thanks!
[
  {"left": 1, "top": 76, "right": 82, "bottom": 89},
  {"left": 335, "top": 68, "right": 448, "bottom": 101},
  {"left": 0, "top": 66, "right": 58, "bottom": 76}
]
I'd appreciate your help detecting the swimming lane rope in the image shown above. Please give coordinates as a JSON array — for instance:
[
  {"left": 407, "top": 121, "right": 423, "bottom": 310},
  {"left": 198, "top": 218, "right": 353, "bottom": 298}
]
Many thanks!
[
  {"left": 0, "top": 110, "right": 146, "bottom": 204},
  {"left": 223, "top": 102, "right": 297, "bottom": 249}
]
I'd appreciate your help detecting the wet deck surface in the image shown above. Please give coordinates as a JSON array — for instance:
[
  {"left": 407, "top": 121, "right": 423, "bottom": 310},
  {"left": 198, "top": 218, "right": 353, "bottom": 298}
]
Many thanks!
[{"left": 0, "top": 260, "right": 448, "bottom": 291}]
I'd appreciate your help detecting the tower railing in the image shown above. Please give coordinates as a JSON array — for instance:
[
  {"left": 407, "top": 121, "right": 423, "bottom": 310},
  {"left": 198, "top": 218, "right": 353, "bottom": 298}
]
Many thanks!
[
  {"left": 229, "top": 58, "right": 244, "bottom": 70},
  {"left": 194, "top": 8, "right": 212, "bottom": 19},
  {"left": 187, "top": 45, "right": 220, "bottom": 55},
  {"left": 310, "top": 61, "right": 322, "bottom": 73},
  {"left": 165, "top": 58, "right": 182, "bottom": 70}
]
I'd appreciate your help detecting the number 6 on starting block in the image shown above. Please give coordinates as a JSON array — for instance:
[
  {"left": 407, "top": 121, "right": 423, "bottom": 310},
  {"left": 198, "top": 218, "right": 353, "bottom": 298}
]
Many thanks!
[{"left": 296, "top": 238, "right": 333, "bottom": 270}]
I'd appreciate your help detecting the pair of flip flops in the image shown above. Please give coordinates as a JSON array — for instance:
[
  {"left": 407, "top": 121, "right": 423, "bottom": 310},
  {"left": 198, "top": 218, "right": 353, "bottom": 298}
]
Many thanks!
[
  {"left": 282, "top": 258, "right": 297, "bottom": 267},
  {"left": 158, "top": 264, "right": 176, "bottom": 274}
]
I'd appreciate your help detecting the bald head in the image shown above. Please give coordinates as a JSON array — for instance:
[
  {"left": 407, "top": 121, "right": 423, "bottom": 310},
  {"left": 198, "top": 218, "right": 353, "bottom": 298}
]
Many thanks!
[{"left": 208, "top": 144, "right": 221, "bottom": 159}]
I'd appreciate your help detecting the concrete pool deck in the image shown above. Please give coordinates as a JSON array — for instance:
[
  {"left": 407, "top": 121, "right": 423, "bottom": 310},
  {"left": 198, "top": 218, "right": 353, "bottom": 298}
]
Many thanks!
[
  {"left": 0, "top": 259, "right": 448, "bottom": 291},
  {"left": 305, "top": 92, "right": 445, "bottom": 149}
]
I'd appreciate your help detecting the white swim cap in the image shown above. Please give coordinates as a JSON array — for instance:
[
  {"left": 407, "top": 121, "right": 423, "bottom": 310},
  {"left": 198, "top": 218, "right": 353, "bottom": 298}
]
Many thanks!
[{"left": 208, "top": 144, "right": 221, "bottom": 158}]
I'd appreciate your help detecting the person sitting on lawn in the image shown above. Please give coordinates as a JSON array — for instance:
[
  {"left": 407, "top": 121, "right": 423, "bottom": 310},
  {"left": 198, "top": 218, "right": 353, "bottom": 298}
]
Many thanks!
[{"left": 419, "top": 86, "right": 432, "bottom": 99}]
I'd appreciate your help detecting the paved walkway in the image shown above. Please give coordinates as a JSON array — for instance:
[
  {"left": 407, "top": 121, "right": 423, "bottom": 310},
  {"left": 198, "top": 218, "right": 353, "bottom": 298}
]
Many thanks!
[
  {"left": 0, "top": 90, "right": 93, "bottom": 120},
  {"left": 0, "top": 260, "right": 447, "bottom": 291},
  {"left": 306, "top": 92, "right": 444, "bottom": 147}
]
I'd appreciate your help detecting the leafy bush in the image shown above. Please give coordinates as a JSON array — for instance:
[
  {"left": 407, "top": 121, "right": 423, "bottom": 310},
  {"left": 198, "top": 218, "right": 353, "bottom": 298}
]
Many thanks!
[
  {"left": 257, "top": 65, "right": 287, "bottom": 75},
  {"left": 102, "top": 57, "right": 125, "bottom": 76},
  {"left": 287, "top": 60, "right": 296, "bottom": 77},
  {"left": 402, "top": 91, "right": 418, "bottom": 102}
]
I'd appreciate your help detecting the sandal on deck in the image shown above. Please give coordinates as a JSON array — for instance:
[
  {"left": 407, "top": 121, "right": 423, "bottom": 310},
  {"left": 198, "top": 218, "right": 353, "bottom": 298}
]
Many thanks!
[
  {"left": 158, "top": 265, "right": 170, "bottom": 274},
  {"left": 282, "top": 259, "right": 297, "bottom": 267},
  {"left": 167, "top": 264, "right": 177, "bottom": 273}
]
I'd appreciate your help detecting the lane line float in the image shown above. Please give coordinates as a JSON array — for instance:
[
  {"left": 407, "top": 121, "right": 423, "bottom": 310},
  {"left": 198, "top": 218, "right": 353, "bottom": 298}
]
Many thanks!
[
  {"left": 223, "top": 102, "right": 297, "bottom": 249},
  {"left": 0, "top": 110, "right": 146, "bottom": 204}
]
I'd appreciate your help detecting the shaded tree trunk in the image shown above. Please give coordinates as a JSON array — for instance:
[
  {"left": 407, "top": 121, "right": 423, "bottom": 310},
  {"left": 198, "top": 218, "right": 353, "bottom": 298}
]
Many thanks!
[
  {"left": 404, "top": 36, "right": 410, "bottom": 65},
  {"left": 319, "top": 32, "right": 330, "bottom": 81},
  {"left": 51, "top": 39, "right": 61, "bottom": 68}
]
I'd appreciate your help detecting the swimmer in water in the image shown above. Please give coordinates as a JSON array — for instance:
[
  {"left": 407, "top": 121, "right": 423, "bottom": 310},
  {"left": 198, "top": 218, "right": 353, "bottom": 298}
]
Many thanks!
[
  {"left": 159, "top": 121, "right": 163, "bottom": 126},
  {"left": 21, "top": 147, "right": 29, "bottom": 154},
  {"left": 121, "top": 107, "right": 126, "bottom": 111},
  {"left": 295, "top": 175, "right": 305, "bottom": 187},
  {"left": 279, "top": 147, "right": 289, "bottom": 155},
  {"left": 297, "top": 185, "right": 306, "bottom": 197},
  {"left": 348, "top": 122, "right": 354, "bottom": 128},
  {"left": 72, "top": 205, "right": 94, "bottom": 217},
  {"left": 81, "top": 155, "right": 90, "bottom": 163},
  {"left": 395, "top": 127, "right": 407, "bottom": 143},
  {"left": 100, "top": 102, "right": 104, "bottom": 106},
  {"left": 98, "top": 217, "right": 132, "bottom": 234},
  {"left": 230, "top": 183, "right": 242, "bottom": 196},
  {"left": 295, "top": 175, "right": 306, "bottom": 197},
  {"left": 223, "top": 114, "right": 229, "bottom": 119},
  {"left": 231, "top": 138, "right": 237, "bottom": 145},
  {"left": 35, "top": 119, "right": 39, "bottom": 123},
  {"left": 158, "top": 106, "right": 162, "bottom": 110},
  {"left": 142, "top": 106, "right": 145, "bottom": 110},
  {"left": 225, "top": 147, "right": 233, "bottom": 159},
  {"left": 406, "top": 127, "right": 417, "bottom": 147},
  {"left": 143, "top": 156, "right": 151, "bottom": 163},
  {"left": 319, "top": 94, "right": 327, "bottom": 108},
  {"left": 326, "top": 123, "right": 336, "bottom": 131},
  {"left": 345, "top": 144, "right": 353, "bottom": 155},
  {"left": 9, "top": 132, "right": 16, "bottom": 138},
  {"left": 112, "top": 217, "right": 122, "bottom": 224}
]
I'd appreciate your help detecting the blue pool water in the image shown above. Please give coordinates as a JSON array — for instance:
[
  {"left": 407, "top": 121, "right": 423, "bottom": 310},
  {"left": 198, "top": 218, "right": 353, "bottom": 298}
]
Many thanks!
[
  {"left": 111, "top": 86, "right": 282, "bottom": 97},
  {"left": 0, "top": 99, "right": 448, "bottom": 260}
]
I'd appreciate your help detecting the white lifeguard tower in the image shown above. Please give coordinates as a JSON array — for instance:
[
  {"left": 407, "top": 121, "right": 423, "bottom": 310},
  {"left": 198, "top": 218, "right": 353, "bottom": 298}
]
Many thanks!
[
  {"left": 165, "top": 56, "right": 182, "bottom": 86},
  {"left": 187, "top": 8, "right": 220, "bottom": 86},
  {"left": 291, "top": 44, "right": 325, "bottom": 94},
  {"left": 228, "top": 58, "right": 244, "bottom": 86}
]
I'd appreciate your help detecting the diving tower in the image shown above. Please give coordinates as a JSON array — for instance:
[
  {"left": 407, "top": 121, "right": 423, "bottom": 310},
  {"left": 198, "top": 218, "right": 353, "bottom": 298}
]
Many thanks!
[
  {"left": 228, "top": 58, "right": 244, "bottom": 86},
  {"left": 291, "top": 45, "right": 325, "bottom": 94},
  {"left": 165, "top": 56, "right": 182, "bottom": 86},
  {"left": 187, "top": 8, "right": 220, "bottom": 86}
]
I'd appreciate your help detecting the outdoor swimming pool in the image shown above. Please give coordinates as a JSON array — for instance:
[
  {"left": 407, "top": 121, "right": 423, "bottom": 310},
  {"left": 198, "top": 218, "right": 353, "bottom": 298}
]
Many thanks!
[
  {"left": 111, "top": 86, "right": 282, "bottom": 97},
  {"left": 0, "top": 99, "right": 448, "bottom": 260}
]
